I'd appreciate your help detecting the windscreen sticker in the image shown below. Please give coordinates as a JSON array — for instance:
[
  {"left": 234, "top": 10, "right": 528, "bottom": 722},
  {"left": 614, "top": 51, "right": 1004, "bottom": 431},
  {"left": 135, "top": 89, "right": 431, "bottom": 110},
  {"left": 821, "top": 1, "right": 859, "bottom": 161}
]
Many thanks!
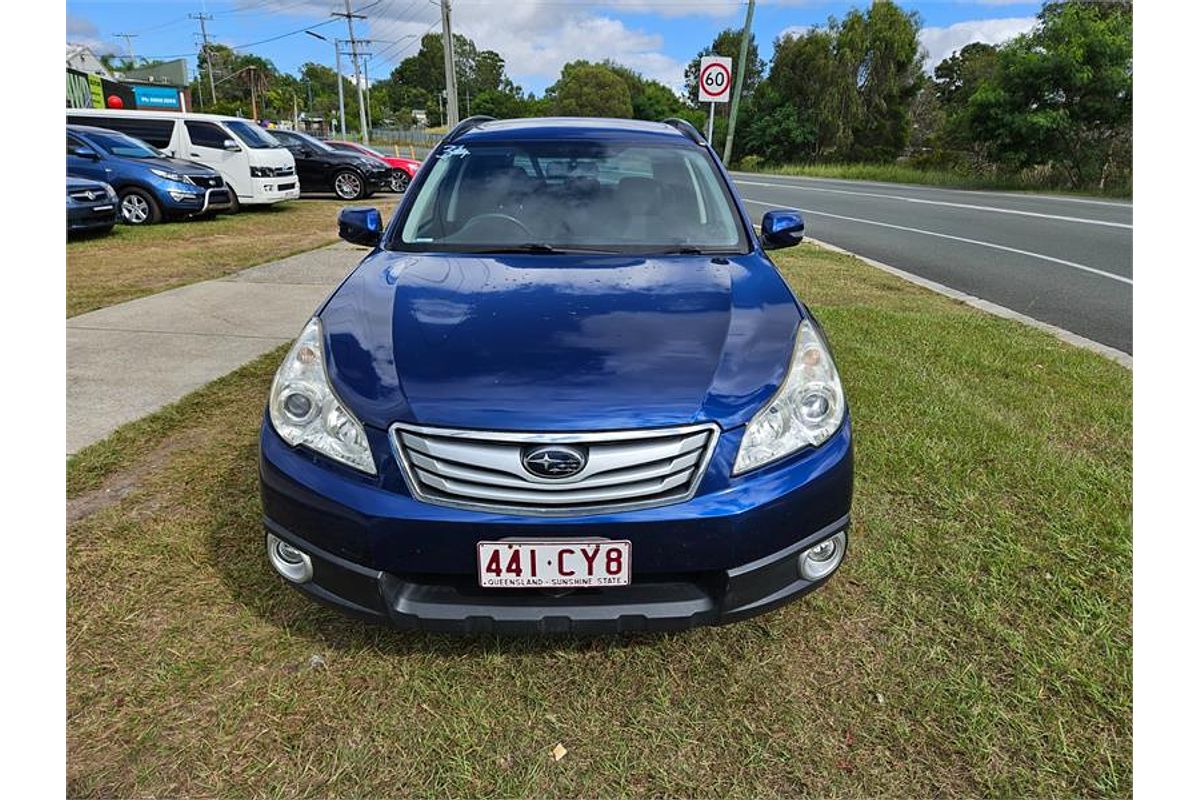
[{"left": 437, "top": 144, "right": 470, "bottom": 159}]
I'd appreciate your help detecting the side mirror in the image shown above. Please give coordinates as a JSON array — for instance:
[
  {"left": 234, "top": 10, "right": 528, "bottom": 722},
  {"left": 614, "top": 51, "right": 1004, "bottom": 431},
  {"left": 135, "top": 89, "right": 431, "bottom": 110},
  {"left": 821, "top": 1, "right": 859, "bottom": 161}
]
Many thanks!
[
  {"left": 299, "top": 147, "right": 314, "bottom": 157},
  {"left": 223, "top": 138, "right": 242, "bottom": 152},
  {"left": 761, "top": 210, "right": 805, "bottom": 250},
  {"left": 72, "top": 146, "right": 99, "bottom": 160},
  {"left": 338, "top": 207, "right": 383, "bottom": 247}
]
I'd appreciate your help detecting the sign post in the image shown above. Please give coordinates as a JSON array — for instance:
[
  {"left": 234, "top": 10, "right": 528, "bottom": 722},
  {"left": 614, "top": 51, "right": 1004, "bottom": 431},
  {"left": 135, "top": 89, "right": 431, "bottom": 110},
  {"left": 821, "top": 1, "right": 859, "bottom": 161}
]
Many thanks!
[{"left": 698, "top": 55, "right": 732, "bottom": 144}]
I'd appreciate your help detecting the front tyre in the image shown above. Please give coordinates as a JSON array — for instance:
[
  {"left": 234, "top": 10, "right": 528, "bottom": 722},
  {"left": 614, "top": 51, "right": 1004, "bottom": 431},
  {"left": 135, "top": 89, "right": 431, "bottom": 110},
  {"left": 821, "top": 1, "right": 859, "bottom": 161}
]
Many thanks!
[
  {"left": 389, "top": 171, "right": 410, "bottom": 193},
  {"left": 333, "top": 170, "right": 365, "bottom": 201},
  {"left": 118, "top": 188, "right": 162, "bottom": 225}
]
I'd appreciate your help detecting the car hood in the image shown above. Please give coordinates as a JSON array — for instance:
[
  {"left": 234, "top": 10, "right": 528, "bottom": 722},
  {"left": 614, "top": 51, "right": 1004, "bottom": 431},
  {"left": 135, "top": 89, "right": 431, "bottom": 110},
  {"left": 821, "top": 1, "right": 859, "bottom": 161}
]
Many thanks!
[
  {"left": 142, "top": 155, "right": 219, "bottom": 177},
  {"left": 248, "top": 147, "right": 295, "bottom": 169},
  {"left": 327, "top": 151, "right": 384, "bottom": 170},
  {"left": 67, "top": 176, "right": 110, "bottom": 191},
  {"left": 319, "top": 252, "right": 802, "bottom": 432}
]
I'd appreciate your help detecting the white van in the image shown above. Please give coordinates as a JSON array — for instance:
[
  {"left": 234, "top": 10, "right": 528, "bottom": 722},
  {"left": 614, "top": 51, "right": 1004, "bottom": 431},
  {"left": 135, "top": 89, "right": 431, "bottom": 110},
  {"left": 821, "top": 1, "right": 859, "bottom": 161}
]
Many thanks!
[{"left": 66, "top": 109, "right": 301, "bottom": 210}]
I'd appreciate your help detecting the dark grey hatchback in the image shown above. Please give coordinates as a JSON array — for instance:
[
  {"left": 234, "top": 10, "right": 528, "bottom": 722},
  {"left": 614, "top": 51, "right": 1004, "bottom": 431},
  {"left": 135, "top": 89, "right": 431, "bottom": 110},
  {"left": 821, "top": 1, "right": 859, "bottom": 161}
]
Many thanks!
[{"left": 66, "top": 176, "right": 118, "bottom": 235}]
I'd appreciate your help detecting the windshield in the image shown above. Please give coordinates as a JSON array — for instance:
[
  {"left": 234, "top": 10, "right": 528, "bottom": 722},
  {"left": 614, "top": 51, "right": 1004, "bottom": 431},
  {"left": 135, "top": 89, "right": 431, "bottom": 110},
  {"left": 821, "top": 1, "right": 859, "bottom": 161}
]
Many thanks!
[
  {"left": 84, "top": 129, "right": 159, "bottom": 159},
  {"left": 393, "top": 140, "right": 747, "bottom": 254},
  {"left": 225, "top": 120, "right": 281, "bottom": 149},
  {"left": 291, "top": 131, "right": 333, "bottom": 152}
]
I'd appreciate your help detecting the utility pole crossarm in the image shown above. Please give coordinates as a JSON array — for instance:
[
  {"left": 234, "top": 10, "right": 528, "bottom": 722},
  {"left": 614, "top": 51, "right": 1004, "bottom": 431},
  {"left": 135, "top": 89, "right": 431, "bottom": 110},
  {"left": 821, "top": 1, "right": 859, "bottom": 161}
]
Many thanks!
[{"left": 112, "top": 33, "right": 138, "bottom": 64}]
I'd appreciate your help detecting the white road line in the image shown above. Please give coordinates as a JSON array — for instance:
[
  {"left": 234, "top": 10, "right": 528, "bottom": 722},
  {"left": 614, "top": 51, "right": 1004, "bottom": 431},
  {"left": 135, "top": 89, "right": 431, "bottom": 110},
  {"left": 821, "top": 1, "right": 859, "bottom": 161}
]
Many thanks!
[
  {"left": 742, "top": 199, "right": 1133, "bottom": 286},
  {"left": 735, "top": 179, "right": 1131, "bottom": 228},
  {"left": 729, "top": 171, "right": 1133, "bottom": 208}
]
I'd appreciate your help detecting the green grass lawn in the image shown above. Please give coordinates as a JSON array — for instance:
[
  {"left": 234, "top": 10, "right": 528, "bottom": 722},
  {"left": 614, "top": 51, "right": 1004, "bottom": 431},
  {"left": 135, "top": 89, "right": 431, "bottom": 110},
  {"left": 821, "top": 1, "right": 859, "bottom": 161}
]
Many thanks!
[
  {"left": 66, "top": 243, "right": 1131, "bottom": 798},
  {"left": 737, "top": 161, "right": 1133, "bottom": 198},
  {"left": 66, "top": 197, "right": 399, "bottom": 317}
]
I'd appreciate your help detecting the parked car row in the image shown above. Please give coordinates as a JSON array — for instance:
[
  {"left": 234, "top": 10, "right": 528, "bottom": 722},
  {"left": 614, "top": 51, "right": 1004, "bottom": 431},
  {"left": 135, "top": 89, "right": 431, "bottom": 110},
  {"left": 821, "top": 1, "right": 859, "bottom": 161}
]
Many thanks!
[{"left": 66, "top": 107, "right": 422, "bottom": 235}]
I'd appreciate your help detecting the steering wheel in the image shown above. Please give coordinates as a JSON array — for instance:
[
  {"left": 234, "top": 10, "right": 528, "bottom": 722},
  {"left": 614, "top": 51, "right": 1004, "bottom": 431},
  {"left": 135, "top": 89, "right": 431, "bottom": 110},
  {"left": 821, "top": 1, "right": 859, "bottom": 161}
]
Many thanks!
[{"left": 457, "top": 213, "right": 533, "bottom": 240}]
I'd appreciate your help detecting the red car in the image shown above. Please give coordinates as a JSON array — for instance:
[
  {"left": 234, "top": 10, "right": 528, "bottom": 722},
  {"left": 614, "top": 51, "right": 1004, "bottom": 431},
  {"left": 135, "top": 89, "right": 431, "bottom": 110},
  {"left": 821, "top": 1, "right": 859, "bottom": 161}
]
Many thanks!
[{"left": 327, "top": 140, "right": 421, "bottom": 193}]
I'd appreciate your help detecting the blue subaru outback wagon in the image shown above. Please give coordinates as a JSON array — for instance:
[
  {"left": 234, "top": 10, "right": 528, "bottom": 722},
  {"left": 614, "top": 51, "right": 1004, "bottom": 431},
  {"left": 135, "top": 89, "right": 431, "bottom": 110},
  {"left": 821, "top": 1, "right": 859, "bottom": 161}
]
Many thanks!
[{"left": 259, "top": 116, "right": 853, "bottom": 634}]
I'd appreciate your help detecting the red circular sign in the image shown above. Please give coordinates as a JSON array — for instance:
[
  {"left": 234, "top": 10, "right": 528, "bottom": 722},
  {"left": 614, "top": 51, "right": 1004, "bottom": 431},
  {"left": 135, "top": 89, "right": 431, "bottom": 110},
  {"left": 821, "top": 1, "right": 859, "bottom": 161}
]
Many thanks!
[{"left": 699, "top": 61, "right": 731, "bottom": 100}]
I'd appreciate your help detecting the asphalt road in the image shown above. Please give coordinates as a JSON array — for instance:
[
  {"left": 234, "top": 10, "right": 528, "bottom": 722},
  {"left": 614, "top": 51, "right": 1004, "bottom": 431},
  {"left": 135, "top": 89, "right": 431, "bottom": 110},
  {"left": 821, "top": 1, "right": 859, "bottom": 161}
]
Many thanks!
[{"left": 730, "top": 172, "right": 1133, "bottom": 354}]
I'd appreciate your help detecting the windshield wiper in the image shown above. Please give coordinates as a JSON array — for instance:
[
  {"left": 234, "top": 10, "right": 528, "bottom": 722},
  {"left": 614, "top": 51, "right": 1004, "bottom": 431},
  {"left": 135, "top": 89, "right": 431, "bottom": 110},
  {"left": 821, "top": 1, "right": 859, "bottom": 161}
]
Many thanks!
[
  {"left": 645, "top": 245, "right": 706, "bottom": 255},
  {"left": 463, "top": 243, "right": 620, "bottom": 255}
]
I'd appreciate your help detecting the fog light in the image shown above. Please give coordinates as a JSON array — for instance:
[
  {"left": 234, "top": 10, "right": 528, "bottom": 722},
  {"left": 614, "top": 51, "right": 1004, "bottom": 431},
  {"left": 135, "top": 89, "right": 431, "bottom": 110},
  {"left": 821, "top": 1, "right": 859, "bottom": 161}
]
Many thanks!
[
  {"left": 267, "top": 533, "right": 313, "bottom": 583},
  {"left": 799, "top": 531, "right": 846, "bottom": 581}
]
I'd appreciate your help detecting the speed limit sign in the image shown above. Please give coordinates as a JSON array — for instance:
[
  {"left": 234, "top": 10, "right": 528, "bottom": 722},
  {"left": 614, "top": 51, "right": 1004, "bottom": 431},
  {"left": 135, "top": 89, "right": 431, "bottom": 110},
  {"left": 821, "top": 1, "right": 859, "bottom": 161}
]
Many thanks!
[{"left": 699, "top": 56, "right": 733, "bottom": 103}]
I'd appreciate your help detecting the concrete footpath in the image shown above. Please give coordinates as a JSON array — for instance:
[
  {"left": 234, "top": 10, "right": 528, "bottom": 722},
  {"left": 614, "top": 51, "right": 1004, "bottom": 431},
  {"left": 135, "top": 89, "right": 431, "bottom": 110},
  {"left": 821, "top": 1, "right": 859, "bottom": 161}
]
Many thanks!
[{"left": 66, "top": 242, "right": 369, "bottom": 455}]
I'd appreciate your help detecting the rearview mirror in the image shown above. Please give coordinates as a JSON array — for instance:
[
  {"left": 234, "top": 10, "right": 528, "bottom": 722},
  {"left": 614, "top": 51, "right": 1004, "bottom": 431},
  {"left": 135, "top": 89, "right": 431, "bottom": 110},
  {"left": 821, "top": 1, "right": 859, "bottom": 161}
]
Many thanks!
[
  {"left": 71, "top": 146, "right": 99, "bottom": 160},
  {"left": 223, "top": 138, "right": 242, "bottom": 152},
  {"left": 338, "top": 207, "right": 383, "bottom": 247},
  {"left": 761, "top": 210, "right": 805, "bottom": 250}
]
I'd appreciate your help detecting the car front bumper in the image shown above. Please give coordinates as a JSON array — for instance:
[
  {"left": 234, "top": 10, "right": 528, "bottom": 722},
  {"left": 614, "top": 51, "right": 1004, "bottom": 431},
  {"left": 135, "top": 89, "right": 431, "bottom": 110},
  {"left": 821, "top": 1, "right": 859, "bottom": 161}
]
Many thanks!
[
  {"left": 364, "top": 169, "right": 390, "bottom": 192},
  {"left": 245, "top": 176, "right": 301, "bottom": 204},
  {"left": 259, "top": 415, "right": 853, "bottom": 634},
  {"left": 67, "top": 202, "right": 118, "bottom": 230},
  {"left": 161, "top": 186, "right": 235, "bottom": 215}
]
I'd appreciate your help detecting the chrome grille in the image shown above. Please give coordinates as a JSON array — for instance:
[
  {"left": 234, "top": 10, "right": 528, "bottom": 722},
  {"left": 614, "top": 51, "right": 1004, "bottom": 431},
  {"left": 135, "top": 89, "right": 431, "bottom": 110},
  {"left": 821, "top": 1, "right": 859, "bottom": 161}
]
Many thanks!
[{"left": 390, "top": 423, "right": 720, "bottom": 516}]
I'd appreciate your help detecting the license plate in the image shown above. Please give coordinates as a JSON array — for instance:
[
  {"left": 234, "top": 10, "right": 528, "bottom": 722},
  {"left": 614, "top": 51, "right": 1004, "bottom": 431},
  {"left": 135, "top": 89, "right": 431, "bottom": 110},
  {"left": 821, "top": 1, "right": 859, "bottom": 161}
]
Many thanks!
[{"left": 477, "top": 540, "right": 631, "bottom": 588}]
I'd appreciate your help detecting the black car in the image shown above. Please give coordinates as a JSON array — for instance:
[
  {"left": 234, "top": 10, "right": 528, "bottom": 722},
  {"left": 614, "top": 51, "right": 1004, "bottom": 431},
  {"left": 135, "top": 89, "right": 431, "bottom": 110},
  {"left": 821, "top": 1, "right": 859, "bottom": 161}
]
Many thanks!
[
  {"left": 66, "top": 176, "right": 119, "bottom": 235},
  {"left": 269, "top": 130, "right": 389, "bottom": 200}
]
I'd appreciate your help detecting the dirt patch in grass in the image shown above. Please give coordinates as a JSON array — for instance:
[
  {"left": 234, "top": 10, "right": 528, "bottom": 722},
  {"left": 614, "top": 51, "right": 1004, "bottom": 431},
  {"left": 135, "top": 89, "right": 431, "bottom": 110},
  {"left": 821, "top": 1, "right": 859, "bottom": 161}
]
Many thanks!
[
  {"left": 66, "top": 197, "right": 399, "bottom": 317},
  {"left": 66, "top": 243, "right": 1131, "bottom": 798}
]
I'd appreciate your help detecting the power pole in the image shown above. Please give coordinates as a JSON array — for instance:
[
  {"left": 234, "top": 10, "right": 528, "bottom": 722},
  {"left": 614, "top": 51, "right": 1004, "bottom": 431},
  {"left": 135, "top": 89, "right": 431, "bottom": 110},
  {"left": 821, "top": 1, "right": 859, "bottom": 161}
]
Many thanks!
[
  {"left": 335, "top": 42, "right": 347, "bottom": 136},
  {"left": 248, "top": 66, "right": 258, "bottom": 120},
  {"left": 439, "top": 0, "right": 460, "bottom": 127},
  {"left": 112, "top": 33, "right": 138, "bottom": 65},
  {"left": 305, "top": 30, "right": 345, "bottom": 136},
  {"left": 333, "top": 1, "right": 371, "bottom": 144},
  {"left": 722, "top": 0, "right": 755, "bottom": 165},
  {"left": 363, "top": 55, "right": 372, "bottom": 131},
  {"left": 190, "top": 12, "right": 217, "bottom": 107}
]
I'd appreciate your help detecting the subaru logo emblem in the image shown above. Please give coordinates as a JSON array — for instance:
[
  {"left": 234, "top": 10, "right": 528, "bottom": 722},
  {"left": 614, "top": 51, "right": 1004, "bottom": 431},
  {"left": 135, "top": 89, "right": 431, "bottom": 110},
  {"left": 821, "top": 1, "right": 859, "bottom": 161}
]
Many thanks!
[
  {"left": 522, "top": 445, "right": 587, "bottom": 479},
  {"left": 85, "top": 191, "right": 98, "bottom": 200}
]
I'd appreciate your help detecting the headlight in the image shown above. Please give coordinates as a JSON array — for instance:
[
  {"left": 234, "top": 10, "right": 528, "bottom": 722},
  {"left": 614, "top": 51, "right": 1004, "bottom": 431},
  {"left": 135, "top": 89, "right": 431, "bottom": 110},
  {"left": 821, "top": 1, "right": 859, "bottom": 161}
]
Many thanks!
[
  {"left": 250, "top": 166, "right": 271, "bottom": 178},
  {"left": 150, "top": 168, "right": 189, "bottom": 184},
  {"left": 733, "top": 318, "right": 845, "bottom": 475},
  {"left": 269, "top": 318, "right": 377, "bottom": 475},
  {"left": 105, "top": 185, "right": 118, "bottom": 200}
]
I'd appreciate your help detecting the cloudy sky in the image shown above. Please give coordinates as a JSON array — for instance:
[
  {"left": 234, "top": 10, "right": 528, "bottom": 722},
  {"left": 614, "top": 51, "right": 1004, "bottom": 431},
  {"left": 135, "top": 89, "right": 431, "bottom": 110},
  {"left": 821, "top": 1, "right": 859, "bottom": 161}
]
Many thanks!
[{"left": 66, "top": 0, "right": 1041, "bottom": 93}]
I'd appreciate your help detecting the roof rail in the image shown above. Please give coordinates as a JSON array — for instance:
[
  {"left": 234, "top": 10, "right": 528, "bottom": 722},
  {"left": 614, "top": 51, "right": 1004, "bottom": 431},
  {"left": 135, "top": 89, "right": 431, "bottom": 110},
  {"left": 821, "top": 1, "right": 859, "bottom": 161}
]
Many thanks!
[
  {"left": 660, "top": 117, "right": 706, "bottom": 145},
  {"left": 444, "top": 115, "right": 496, "bottom": 143}
]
